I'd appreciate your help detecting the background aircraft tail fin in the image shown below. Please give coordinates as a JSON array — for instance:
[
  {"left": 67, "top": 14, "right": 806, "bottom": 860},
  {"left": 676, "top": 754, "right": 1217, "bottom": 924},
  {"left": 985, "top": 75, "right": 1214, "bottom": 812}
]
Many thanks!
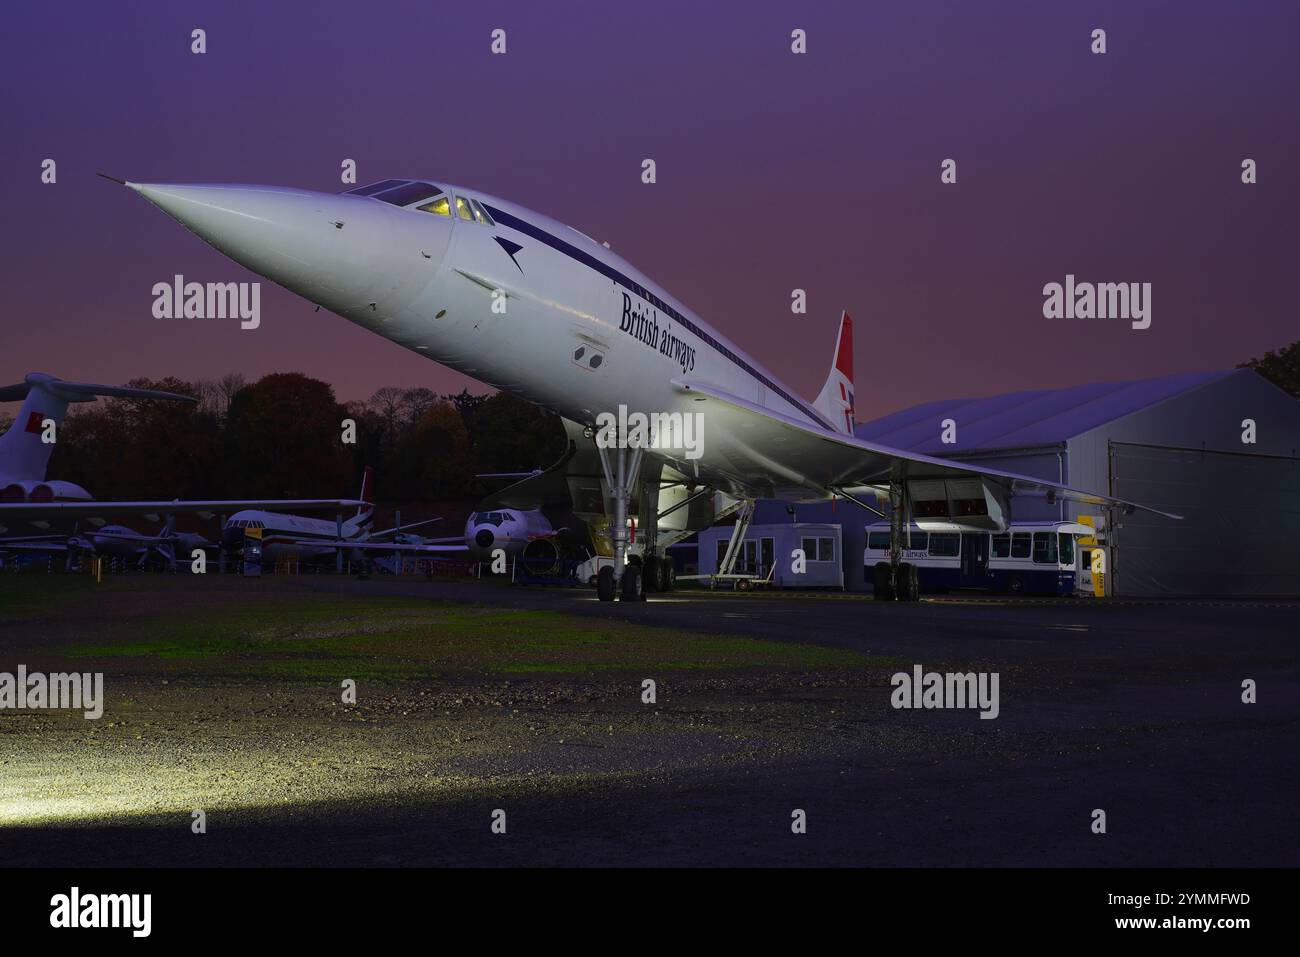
[
  {"left": 354, "top": 466, "right": 375, "bottom": 524},
  {"left": 0, "top": 373, "right": 193, "bottom": 484},
  {"left": 812, "top": 312, "right": 855, "bottom": 435}
]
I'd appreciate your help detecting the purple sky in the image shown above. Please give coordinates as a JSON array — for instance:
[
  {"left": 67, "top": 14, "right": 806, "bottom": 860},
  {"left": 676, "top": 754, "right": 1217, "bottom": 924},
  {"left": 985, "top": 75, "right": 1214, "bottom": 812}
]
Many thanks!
[{"left": 1, "top": 0, "right": 1296, "bottom": 419}]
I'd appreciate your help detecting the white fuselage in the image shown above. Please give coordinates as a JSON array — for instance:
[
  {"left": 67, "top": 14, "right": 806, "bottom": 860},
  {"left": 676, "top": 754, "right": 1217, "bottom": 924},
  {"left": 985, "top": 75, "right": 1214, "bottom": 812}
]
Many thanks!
[{"left": 130, "top": 181, "right": 839, "bottom": 500}]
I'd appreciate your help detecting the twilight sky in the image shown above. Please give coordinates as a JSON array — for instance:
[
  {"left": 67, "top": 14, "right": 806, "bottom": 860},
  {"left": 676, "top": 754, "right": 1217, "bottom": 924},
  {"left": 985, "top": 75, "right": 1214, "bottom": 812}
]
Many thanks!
[{"left": 1, "top": 0, "right": 1296, "bottom": 419}]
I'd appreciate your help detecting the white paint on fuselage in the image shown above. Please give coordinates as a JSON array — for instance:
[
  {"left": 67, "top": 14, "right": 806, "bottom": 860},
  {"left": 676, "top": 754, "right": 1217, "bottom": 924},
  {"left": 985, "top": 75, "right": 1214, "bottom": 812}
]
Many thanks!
[{"left": 130, "top": 180, "right": 830, "bottom": 501}]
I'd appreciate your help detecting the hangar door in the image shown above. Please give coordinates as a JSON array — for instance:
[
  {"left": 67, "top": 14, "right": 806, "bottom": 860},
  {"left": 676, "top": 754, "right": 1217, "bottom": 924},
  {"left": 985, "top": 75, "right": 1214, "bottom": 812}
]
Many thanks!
[{"left": 1109, "top": 442, "right": 1300, "bottom": 596}]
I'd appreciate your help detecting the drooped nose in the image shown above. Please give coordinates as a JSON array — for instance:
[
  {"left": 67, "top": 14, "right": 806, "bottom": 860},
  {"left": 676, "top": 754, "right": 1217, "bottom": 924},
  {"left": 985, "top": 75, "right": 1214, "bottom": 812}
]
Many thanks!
[{"left": 126, "top": 182, "right": 447, "bottom": 315}]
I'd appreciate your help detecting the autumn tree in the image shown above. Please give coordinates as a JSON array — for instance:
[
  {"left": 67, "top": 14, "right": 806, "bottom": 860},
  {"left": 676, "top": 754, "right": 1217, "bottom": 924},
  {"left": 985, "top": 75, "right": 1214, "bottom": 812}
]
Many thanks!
[{"left": 224, "top": 373, "right": 353, "bottom": 498}]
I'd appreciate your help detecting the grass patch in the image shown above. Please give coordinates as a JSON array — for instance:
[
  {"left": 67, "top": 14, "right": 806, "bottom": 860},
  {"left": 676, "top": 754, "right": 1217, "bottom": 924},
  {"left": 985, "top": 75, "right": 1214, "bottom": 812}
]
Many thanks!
[{"left": 59, "top": 594, "right": 872, "bottom": 678}]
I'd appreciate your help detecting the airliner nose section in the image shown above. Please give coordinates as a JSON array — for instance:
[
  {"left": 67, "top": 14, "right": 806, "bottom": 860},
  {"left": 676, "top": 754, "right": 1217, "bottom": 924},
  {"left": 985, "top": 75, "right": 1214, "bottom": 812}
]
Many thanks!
[{"left": 125, "top": 182, "right": 445, "bottom": 315}]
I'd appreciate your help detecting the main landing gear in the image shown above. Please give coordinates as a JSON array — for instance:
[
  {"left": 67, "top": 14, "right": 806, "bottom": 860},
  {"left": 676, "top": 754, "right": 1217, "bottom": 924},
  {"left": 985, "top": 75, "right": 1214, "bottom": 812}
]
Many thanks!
[{"left": 594, "top": 441, "right": 645, "bottom": 602}]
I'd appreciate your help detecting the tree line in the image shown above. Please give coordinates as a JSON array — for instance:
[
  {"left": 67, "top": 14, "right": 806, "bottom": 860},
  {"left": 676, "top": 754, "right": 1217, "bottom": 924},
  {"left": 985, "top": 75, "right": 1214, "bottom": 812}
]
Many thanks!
[{"left": 21, "top": 372, "right": 566, "bottom": 505}]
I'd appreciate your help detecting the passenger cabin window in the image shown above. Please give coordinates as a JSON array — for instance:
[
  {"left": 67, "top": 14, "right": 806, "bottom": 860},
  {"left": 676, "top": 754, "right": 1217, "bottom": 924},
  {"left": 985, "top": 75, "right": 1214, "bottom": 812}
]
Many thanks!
[
  {"left": 454, "top": 196, "right": 475, "bottom": 221},
  {"left": 418, "top": 195, "right": 451, "bottom": 217},
  {"left": 1011, "top": 532, "right": 1031, "bottom": 558},
  {"left": 373, "top": 182, "right": 442, "bottom": 207},
  {"left": 1058, "top": 533, "right": 1075, "bottom": 567},
  {"left": 344, "top": 179, "right": 406, "bottom": 196},
  {"left": 1032, "top": 531, "right": 1059, "bottom": 565},
  {"left": 928, "top": 533, "right": 959, "bottom": 558},
  {"left": 991, "top": 534, "right": 1011, "bottom": 559}
]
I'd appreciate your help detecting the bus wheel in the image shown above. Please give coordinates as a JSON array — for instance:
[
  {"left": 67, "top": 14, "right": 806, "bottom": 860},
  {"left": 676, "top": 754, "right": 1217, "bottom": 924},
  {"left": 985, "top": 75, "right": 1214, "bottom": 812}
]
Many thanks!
[
  {"left": 1007, "top": 573, "right": 1026, "bottom": 596},
  {"left": 662, "top": 562, "right": 676, "bottom": 592},
  {"left": 872, "top": 563, "right": 895, "bottom": 601},
  {"left": 597, "top": 566, "right": 616, "bottom": 602}
]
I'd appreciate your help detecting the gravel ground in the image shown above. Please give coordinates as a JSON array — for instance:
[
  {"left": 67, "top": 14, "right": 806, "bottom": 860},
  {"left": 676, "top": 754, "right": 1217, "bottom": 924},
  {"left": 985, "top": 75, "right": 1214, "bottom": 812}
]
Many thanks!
[{"left": 1, "top": 575, "right": 1296, "bottom": 866}]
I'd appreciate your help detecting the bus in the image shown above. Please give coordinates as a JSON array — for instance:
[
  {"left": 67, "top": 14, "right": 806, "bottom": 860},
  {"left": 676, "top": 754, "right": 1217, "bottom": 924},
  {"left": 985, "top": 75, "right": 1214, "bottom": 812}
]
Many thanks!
[{"left": 864, "top": 521, "right": 1095, "bottom": 596}]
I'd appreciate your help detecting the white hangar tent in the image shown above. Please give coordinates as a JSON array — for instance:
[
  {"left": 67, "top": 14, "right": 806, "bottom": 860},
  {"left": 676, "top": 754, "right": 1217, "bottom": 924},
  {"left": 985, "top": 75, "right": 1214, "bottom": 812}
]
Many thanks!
[{"left": 850, "top": 368, "right": 1300, "bottom": 597}]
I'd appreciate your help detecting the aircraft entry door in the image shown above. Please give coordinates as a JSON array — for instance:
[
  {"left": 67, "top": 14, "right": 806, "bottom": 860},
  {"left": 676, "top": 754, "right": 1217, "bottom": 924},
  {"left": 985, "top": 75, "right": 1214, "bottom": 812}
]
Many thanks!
[{"left": 960, "top": 533, "right": 989, "bottom": 586}]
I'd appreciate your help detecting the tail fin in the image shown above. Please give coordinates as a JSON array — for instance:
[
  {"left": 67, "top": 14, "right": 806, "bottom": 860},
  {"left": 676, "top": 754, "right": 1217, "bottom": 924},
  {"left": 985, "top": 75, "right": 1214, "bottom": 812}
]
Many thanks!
[
  {"left": 812, "top": 312, "right": 855, "bottom": 434},
  {"left": 355, "top": 466, "right": 374, "bottom": 524},
  {"left": 0, "top": 373, "right": 194, "bottom": 484}
]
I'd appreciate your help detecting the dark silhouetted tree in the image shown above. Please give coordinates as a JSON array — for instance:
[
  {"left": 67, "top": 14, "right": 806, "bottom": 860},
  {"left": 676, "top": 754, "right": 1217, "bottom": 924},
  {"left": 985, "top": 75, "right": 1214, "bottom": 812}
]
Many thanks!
[
  {"left": 224, "top": 373, "right": 353, "bottom": 498},
  {"left": 1241, "top": 341, "right": 1300, "bottom": 398}
]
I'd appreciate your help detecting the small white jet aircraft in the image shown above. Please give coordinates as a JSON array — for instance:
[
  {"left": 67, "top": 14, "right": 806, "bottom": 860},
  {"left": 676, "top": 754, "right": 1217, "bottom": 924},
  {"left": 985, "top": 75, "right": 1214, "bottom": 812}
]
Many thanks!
[
  {"left": 220, "top": 466, "right": 455, "bottom": 565},
  {"left": 117, "top": 175, "right": 1179, "bottom": 600}
]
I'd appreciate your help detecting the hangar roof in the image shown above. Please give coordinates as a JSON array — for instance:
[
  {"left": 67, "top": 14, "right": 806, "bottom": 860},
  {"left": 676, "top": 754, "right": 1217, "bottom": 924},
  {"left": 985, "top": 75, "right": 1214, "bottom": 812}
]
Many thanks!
[{"left": 855, "top": 369, "right": 1241, "bottom": 454}]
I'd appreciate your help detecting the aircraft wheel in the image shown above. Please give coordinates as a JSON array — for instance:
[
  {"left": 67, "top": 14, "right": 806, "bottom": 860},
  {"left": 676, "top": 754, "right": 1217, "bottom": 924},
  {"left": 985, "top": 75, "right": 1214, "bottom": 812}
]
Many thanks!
[
  {"left": 597, "top": 566, "right": 616, "bottom": 602},
  {"left": 620, "top": 565, "right": 645, "bottom": 601},
  {"left": 663, "top": 561, "right": 676, "bottom": 592},
  {"left": 872, "top": 563, "right": 895, "bottom": 601},
  {"left": 642, "top": 555, "right": 662, "bottom": 592},
  {"left": 898, "top": 562, "right": 920, "bottom": 602}
]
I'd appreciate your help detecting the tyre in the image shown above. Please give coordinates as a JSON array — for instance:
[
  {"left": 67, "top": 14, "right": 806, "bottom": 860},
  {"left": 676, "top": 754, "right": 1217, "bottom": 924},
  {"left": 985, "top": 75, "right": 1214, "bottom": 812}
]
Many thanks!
[
  {"left": 1007, "top": 573, "right": 1027, "bottom": 596},
  {"left": 620, "top": 565, "right": 644, "bottom": 601},
  {"left": 897, "top": 562, "right": 920, "bottom": 602},
  {"left": 872, "top": 562, "right": 895, "bottom": 601},
  {"left": 642, "top": 555, "right": 662, "bottom": 592},
  {"left": 663, "top": 561, "right": 676, "bottom": 592},
  {"left": 597, "top": 565, "right": 616, "bottom": 602}
]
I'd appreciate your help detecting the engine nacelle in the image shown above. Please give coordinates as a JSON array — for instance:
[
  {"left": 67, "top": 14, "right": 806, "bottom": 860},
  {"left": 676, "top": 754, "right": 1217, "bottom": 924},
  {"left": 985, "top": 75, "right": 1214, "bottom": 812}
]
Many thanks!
[
  {"left": 0, "top": 479, "right": 92, "bottom": 503},
  {"left": 907, "top": 477, "right": 1009, "bottom": 532},
  {"left": 521, "top": 538, "right": 561, "bottom": 576}
]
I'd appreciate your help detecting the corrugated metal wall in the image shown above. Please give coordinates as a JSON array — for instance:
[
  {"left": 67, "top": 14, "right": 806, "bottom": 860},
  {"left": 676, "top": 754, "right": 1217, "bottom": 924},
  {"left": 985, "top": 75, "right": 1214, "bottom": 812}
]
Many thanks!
[{"left": 1109, "top": 443, "right": 1300, "bottom": 595}]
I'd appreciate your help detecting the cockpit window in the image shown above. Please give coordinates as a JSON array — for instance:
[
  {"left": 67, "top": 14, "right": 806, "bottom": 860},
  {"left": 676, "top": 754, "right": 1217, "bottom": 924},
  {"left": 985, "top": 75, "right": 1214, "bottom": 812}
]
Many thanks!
[
  {"left": 344, "top": 179, "right": 407, "bottom": 196},
  {"left": 373, "top": 182, "right": 443, "bottom": 207},
  {"left": 475, "top": 511, "right": 505, "bottom": 527},
  {"left": 471, "top": 199, "right": 494, "bottom": 225},
  {"left": 454, "top": 196, "right": 476, "bottom": 221},
  {"left": 418, "top": 195, "right": 451, "bottom": 217}
]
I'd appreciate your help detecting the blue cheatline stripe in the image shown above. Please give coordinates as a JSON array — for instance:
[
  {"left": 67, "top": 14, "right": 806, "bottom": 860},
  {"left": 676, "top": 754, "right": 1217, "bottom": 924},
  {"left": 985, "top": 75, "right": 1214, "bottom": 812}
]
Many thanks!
[{"left": 481, "top": 203, "right": 837, "bottom": 431}]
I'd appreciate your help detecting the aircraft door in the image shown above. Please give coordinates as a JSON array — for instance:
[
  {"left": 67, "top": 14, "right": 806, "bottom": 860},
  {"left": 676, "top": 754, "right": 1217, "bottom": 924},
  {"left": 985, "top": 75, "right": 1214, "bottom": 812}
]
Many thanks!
[
  {"left": 242, "top": 527, "right": 263, "bottom": 577},
  {"left": 960, "top": 533, "right": 989, "bottom": 586}
]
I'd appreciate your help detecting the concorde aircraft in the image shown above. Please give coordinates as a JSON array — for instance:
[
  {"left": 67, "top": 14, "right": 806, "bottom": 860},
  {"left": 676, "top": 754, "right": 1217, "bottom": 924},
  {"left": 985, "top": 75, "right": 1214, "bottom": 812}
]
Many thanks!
[{"left": 114, "top": 175, "right": 1179, "bottom": 601}]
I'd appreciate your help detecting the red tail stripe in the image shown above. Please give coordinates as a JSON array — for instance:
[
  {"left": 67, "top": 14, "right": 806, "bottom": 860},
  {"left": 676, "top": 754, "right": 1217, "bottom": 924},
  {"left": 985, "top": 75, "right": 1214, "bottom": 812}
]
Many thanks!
[{"left": 835, "top": 313, "right": 854, "bottom": 381}]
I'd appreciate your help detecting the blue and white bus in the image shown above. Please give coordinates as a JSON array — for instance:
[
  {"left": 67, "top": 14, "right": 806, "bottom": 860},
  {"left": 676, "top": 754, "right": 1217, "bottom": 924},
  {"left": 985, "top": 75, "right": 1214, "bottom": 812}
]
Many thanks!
[{"left": 864, "top": 521, "right": 1094, "bottom": 596}]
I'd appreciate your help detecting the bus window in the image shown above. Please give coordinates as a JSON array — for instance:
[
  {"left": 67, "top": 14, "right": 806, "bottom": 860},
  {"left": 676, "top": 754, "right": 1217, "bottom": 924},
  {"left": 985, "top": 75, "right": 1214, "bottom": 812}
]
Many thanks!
[
  {"left": 991, "top": 534, "right": 1010, "bottom": 558},
  {"left": 1011, "top": 533, "right": 1031, "bottom": 558},
  {"left": 929, "top": 533, "right": 959, "bottom": 557},
  {"left": 905, "top": 531, "right": 928, "bottom": 551},
  {"left": 1058, "top": 533, "right": 1075, "bottom": 567},
  {"left": 867, "top": 531, "right": 891, "bottom": 550},
  {"left": 1032, "top": 531, "right": 1058, "bottom": 564}
]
